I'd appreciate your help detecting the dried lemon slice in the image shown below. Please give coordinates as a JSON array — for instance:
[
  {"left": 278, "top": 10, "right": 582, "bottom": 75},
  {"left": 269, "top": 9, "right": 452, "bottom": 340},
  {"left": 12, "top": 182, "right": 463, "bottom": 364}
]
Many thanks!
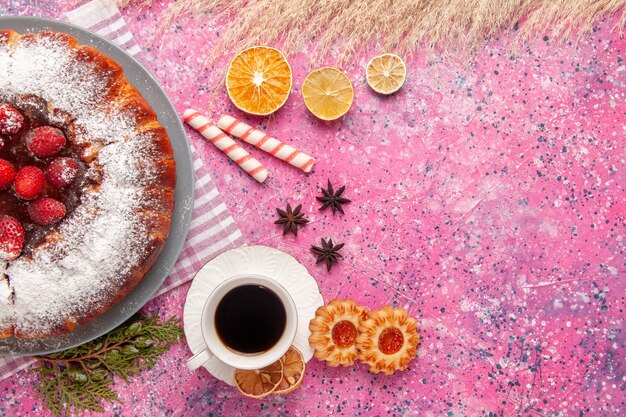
[
  {"left": 233, "top": 360, "right": 283, "bottom": 398},
  {"left": 226, "top": 46, "right": 292, "bottom": 116},
  {"left": 365, "top": 53, "right": 406, "bottom": 95},
  {"left": 301, "top": 67, "right": 354, "bottom": 121},
  {"left": 274, "top": 346, "right": 305, "bottom": 394}
]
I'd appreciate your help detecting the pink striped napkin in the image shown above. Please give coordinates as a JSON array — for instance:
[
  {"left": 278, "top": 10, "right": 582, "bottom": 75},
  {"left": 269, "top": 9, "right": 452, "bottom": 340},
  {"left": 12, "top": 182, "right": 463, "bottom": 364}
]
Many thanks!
[{"left": 0, "top": 0, "right": 244, "bottom": 381}]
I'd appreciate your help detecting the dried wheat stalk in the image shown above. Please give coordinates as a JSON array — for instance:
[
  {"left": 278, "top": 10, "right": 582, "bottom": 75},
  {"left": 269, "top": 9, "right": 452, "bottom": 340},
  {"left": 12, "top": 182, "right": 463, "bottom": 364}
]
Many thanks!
[{"left": 120, "top": 0, "right": 626, "bottom": 64}]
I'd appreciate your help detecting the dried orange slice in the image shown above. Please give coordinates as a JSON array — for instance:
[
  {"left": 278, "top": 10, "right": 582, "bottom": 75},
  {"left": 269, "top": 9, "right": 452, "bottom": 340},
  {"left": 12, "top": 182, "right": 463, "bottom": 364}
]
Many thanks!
[
  {"left": 301, "top": 67, "right": 354, "bottom": 121},
  {"left": 226, "top": 46, "right": 292, "bottom": 116},
  {"left": 274, "top": 346, "right": 305, "bottom": 394},
  {"left": 233, "top": 360, "right": 283, "bottom": 398},
  {"left": 365, "top": 53, "right": 406, "bottom": 95}
]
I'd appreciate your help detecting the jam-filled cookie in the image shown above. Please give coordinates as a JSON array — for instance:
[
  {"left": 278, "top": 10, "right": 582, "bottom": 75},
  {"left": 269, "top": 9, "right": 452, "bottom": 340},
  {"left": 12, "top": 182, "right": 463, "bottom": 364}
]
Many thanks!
[
  {"left": 356, "top": 306, "right": 419, "bottom": 375},
  {"left": 308, "top": 299, "right": 368, "bottom": 367}
]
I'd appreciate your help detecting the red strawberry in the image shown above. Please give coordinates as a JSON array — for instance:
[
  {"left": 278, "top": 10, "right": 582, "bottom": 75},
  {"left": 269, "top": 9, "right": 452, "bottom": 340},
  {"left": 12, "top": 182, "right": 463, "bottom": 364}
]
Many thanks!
[
  {"left": 28, "top": 198, "right": 66, "bottom": 225},
  {"left": 0, "top": 136, "right": 5, "bottom": 152},
  {"left": 0, "top": 215, "right": 25, "bottom": 260},
  {"left": 0, "top": 103, "right": 24, "bottom": 136},
  {"left": 0, "top": 159, "right": 16, "bottom": 190},
  {"left": 45, "top": 157, "right": 80, "bottom": 188},
  {"left": 14, "top": 166, "right": 45, "bottom": 200},
  {"left": 26, "top": 126, "right": 66, "bottom": 158}
]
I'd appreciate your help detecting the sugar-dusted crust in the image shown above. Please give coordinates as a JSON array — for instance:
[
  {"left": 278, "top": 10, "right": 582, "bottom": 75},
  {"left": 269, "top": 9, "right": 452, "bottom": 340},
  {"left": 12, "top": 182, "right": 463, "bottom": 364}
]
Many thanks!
[
  {"left": 356, "top": 306, "right": 420, "bottom": 375},
  {"left": 0, "top": 30, "right": 175, "bottom": 339},
  {"left": 0, "top": 271, "right": 14, "bottom": 338},
  {"left": 308, "top": 299, "right": 368, "bottom": 367}
]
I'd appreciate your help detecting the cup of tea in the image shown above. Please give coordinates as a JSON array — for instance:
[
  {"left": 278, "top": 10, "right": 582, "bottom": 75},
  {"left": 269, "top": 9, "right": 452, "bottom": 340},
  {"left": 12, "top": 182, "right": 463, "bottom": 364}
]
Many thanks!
[{"left": 187, "top": 274, "right": 298, "bottom": 370}]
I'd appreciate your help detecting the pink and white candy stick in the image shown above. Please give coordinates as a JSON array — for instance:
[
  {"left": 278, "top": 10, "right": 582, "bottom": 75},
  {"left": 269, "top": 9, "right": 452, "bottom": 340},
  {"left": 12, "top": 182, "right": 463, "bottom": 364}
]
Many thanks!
[
  {"left": 217, "top": 115, "right": 315, "bottom": 173},
  {"left": 183, "top": 109, "right": 268, "bottom": 183}
]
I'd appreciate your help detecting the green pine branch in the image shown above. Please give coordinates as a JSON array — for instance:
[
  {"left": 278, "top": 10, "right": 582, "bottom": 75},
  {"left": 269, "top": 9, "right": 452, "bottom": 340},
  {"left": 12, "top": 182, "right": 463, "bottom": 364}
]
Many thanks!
[{"left": 32, "top": 313, "right": 184, "bottom": 417}]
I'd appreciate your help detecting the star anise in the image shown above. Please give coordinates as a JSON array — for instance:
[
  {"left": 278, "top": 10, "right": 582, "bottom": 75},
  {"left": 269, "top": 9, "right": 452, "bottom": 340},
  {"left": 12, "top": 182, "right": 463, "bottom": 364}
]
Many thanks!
[
  {"left": 274, "top": 203, "right": 309, "bottom": 236},
  {"left": 311, "top": 238, "right": 344, "bottom": 271},
  {"left": 317, "top": 180, "right": 351, "bottom": 215}
]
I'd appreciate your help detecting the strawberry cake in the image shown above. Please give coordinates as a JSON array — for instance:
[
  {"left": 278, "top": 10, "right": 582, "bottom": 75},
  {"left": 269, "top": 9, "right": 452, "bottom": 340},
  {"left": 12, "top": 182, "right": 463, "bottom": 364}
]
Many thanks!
[{"left": 0, "top": 30, "right": 176, "bottom": 339}]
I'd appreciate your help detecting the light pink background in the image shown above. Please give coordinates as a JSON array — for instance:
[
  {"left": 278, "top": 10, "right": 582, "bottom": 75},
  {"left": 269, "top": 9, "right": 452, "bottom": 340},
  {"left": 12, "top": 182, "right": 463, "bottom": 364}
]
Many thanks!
[{"left": 1, "top": 1, "right": 625, "bottom": 416}]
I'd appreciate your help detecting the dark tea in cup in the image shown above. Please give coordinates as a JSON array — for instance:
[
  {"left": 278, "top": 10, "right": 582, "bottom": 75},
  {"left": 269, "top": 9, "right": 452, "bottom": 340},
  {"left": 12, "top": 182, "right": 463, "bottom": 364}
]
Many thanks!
[
  {"left": 187, "top": 274, "right": 297, "bottom": 371},
  {"left": 214, "top": 284, "right": 287, "bottom": 354}
]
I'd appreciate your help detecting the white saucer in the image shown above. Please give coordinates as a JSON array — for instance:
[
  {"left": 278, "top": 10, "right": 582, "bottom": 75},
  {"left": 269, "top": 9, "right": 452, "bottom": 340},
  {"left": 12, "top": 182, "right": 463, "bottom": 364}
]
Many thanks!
[{"left": 183, "top": 245, "right": 324, "bottom": 386}]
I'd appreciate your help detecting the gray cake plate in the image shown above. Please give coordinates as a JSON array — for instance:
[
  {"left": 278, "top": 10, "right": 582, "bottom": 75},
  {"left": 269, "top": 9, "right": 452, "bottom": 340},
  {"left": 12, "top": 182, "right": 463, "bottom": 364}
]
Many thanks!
[{"left": 0, "top": 16, "right": 194, "bottom": 356}]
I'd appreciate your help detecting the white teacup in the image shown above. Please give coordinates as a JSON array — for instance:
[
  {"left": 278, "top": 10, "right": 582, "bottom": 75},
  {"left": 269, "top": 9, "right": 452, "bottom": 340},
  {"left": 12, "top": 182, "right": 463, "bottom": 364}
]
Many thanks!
[{"left": 187, "top": 274, "right": 297, "bottom": 371}]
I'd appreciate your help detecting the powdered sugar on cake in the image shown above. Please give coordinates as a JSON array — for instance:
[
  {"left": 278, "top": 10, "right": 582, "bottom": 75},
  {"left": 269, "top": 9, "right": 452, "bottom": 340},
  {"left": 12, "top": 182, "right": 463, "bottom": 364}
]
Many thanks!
[
  {"left": 0, "top": 268, "right": 13, "bottom": 334},
  {"left": 0, "top": 33, "right": 172, "bottom": 337}
]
